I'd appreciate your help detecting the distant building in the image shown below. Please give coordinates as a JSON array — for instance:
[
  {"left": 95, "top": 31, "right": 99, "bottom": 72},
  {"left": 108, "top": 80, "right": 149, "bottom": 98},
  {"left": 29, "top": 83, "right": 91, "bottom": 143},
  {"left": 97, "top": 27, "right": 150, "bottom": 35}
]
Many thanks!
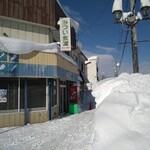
[{"left": 86, "top": 56, "right": 99, "bottom": 90}]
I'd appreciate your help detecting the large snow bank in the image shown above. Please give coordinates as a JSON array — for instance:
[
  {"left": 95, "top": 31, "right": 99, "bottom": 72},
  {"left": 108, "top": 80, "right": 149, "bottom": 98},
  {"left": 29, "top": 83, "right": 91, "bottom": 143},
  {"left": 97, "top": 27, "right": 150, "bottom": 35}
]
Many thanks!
[{"left": 93, "top": 73, "right": 150, "bottom": 150}]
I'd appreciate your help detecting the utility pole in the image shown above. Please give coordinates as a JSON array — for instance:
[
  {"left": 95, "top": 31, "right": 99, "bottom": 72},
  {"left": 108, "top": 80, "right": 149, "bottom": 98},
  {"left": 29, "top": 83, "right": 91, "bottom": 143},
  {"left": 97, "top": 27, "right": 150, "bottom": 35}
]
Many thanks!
[
  {"left": 112, "top": 0, "right": 150, "bottom": 73},
  {"left": 130, "top": 0, "right": 139, "bottom": 73}
]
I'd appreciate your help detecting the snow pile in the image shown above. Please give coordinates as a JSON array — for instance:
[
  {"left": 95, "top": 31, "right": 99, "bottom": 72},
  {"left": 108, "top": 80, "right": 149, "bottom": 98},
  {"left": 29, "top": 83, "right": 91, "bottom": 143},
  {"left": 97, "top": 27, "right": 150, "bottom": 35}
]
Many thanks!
[{"left": 93, "top": 73, "right": 150, "bottom": 150}]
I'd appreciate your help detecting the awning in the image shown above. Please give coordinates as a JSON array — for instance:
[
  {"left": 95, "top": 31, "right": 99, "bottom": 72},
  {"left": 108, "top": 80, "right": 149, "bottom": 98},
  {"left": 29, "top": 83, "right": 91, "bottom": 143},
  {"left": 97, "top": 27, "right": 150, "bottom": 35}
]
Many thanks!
[
  {"left": 80, "top": 72, "right": 89, "bottom": 83},
  {"left": 78, "top": 75, "right": 83, "bottom": 82}
]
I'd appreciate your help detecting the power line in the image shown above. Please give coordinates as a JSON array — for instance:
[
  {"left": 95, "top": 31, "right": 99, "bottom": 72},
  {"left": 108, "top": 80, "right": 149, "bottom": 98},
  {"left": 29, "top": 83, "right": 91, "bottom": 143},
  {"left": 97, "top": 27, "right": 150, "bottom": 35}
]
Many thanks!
[
  {"left": 77, "top": 0, "right": 112, "bottom": 38},
  {"left": 132, "top": 0, "right": 137, "bottom": 12},
  {"left": 117, "top": 26, "right": 129, "bottom": 74},
  {"left": 88, "top": 0, "right": 112, "bottom": 28},
  {"left": 118, "top": 39, "right": 150, "bottom": 44},
  {"left": 116, "top": 0, "right": 129, "bottom": 65}
]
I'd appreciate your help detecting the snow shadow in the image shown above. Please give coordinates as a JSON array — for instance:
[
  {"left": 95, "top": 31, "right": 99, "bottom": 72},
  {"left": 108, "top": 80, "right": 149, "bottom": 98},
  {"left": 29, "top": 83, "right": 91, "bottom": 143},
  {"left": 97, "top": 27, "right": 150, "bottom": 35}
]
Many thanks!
[{"left": 80, "top": 90, "right": 96, "bottom": 112}]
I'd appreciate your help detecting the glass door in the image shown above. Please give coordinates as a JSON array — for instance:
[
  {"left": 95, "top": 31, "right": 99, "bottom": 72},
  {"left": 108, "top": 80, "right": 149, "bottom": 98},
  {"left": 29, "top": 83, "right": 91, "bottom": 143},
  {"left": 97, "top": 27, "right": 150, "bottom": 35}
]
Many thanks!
[{"left": 59, "top": 85, "right": 67, "bottom": 115}]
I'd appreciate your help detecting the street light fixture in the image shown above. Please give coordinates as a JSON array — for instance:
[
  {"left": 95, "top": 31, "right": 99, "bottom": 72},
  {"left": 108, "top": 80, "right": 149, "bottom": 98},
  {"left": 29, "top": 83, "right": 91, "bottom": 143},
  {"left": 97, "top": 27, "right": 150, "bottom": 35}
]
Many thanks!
[
  {"left": 112, "top": 0, "right": 150, "bottom": 23},
  {"left": 113, "top": 11, "right": 122, "bottom": 23},
  {"left": 140, "top": 0, "right": 150, "bottom": 17},
  {"left": 112, "top": 0, "right": 123, "bottom": 23}
]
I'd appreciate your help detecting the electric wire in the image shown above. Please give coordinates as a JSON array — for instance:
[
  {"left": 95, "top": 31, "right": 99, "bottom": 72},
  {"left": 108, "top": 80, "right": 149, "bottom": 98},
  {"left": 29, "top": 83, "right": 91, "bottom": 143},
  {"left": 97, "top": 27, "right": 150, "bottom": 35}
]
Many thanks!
[
  {"left": 132, "top": 0, "right": 137, "bottom": 12},
  {"left": 117, "top": 26, "right": 129, "bottom": 74},
  {"left": 118, "top": 39, "right": 150, "bottom": 44},
  {"left": 115, "top": 0, "right": 129, "bottom": 74},
  {"left": 88, "top": 0, "right": 112, "bottom": 28},
  {"left": 77, "top": 0, "right": 112, "bottom": 38}
]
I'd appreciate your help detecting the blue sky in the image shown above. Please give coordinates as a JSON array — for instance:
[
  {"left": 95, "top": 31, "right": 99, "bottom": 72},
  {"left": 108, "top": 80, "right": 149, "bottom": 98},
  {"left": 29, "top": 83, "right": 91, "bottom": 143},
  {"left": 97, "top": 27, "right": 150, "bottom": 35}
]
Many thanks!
[{"left": 59, "top": 0, "right": 150, "bottom": 77}]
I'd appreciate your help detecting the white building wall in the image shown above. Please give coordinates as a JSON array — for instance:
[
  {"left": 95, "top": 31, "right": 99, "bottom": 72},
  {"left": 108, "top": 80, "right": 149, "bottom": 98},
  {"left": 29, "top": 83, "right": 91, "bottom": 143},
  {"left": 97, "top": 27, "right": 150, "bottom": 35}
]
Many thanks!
[{"left": 86, "top": 56, "right": 99, "bottom": 90}]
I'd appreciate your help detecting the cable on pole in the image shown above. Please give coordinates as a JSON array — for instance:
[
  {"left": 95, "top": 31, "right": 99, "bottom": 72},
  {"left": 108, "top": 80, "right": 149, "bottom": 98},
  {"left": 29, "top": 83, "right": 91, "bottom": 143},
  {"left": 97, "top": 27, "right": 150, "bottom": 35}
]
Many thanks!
[{"left": 117, "top": 26, "right": 129, "bottom": 74}]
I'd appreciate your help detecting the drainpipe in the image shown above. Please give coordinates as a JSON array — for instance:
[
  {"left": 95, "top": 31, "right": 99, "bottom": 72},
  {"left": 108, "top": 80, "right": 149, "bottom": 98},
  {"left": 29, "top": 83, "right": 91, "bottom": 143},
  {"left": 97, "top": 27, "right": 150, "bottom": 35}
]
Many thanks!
[
  {"left": 48, "top": 79, "right": 51, "bottom": 120},
  {"left": 18, "top": 78, "right": 20, "bottom": 112},
  {"left": 24, "top": 79, "right": 27, "bottom": 125}
]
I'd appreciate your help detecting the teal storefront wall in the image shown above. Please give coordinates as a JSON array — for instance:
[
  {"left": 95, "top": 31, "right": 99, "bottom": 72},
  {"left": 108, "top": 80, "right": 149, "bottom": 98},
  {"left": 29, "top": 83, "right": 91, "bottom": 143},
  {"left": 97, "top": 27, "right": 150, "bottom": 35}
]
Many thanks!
[{"left": 0, "top": 62, "right": 78, "bottom": 81}]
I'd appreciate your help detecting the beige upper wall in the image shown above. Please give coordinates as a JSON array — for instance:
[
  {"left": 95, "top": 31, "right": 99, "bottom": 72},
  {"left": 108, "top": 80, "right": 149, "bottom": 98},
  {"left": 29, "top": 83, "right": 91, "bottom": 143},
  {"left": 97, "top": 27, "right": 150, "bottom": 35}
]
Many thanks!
[{"left": 0, "top": 17, "right": 51, "bottom": 43}]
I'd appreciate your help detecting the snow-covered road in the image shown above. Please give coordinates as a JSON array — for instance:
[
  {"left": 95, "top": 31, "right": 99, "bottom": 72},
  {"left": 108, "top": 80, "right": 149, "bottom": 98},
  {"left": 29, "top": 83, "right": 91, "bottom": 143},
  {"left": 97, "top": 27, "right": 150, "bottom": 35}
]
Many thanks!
[{"left": 0, "top": 110, "right": 95, "bottom": 150}]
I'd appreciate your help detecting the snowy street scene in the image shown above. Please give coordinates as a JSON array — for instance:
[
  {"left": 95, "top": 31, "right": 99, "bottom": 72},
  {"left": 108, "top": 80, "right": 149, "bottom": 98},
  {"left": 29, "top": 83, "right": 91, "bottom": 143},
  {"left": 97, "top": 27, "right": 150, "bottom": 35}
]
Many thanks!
[
  {"left": 1, "top": 0, "right": 150, "bottom": 150},
  {"left": 1, "top": 73, "right": 150, "bottom": 150}
]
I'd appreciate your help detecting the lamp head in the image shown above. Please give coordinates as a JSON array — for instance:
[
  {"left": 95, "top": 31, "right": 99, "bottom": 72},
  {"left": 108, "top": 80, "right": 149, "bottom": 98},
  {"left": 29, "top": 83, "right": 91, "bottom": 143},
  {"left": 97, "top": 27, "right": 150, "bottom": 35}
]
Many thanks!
[
  {"left": 140, "top": 0, "right": 150, "bottom": 17},
  {"left": 113, "top": 10, "right": 122, "bottom": 23},
  {"left": 141, "top": 6, "right": 150, "bottom": 17},
  {"left": 112, "top": 0, "right": 123, "bottom": 23}
]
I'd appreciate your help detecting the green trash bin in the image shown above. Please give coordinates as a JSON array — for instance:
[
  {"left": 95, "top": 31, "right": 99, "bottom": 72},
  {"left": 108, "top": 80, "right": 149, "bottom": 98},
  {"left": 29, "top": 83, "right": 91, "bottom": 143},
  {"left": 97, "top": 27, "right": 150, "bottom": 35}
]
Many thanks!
[{"left": 69, "top": 103, "right": 78, "bottom": 114}]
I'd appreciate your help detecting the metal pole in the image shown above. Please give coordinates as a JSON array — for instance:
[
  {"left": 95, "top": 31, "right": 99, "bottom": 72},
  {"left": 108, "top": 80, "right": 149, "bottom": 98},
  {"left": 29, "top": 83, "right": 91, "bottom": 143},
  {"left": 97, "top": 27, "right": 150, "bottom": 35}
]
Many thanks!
[
  {"left": 130, "top": 0, "right": 139, "bottom": 73},
  {"left": 24, "top": 79, "right": 27, "bottom": 125},
  {"left": 18, "top": 78, "right": 20, "bottom": 112},
  {"left": 48, "top": 79, "right": 51, "bottom": 120}
]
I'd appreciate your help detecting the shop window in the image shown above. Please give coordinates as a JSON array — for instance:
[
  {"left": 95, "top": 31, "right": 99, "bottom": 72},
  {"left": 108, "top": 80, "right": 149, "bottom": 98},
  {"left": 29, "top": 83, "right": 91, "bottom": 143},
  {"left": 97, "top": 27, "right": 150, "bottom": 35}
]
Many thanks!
[
  {"left": 0, "top": 78, "right": 18, "bottom": 111},
  {"left": 51, "top": 80, "right": 57, "bottom": 107},
  {"left": 20, "top": 79, "right": 46, "bottom": 109}
]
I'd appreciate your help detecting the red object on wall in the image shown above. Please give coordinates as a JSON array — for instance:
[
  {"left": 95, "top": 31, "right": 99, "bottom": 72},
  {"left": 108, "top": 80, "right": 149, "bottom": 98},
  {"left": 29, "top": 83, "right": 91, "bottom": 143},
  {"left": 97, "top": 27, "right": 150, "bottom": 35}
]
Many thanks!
[{"left": 69, "top": 86, "right": 78, "bottom": 104}]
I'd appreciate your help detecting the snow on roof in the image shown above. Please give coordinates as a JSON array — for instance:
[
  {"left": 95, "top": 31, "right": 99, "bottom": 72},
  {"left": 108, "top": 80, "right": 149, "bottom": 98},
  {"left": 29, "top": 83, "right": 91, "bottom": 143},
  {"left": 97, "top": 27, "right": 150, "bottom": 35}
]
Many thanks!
[
  {"left": 0, "top": 36, "right": 77, "bottom": 66},
  {"left": 112, "top": 0, "right": 123, "bottom": 13},
  {"left": 88, "top": 56, "right": 99, "bottom": 61},
  {"left": 76, "top": 41, "right": 82, "bottom": 49},
  {"left": 56, "top": 0, "right": 79, "bottom": 33}
]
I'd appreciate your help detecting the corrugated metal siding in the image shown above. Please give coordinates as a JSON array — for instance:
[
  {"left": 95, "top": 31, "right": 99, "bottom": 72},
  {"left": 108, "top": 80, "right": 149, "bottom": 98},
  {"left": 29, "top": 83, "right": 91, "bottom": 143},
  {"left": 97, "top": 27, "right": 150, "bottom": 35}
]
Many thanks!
[
  {"left": 0, "top": 0, "right": 56, "bottom": 27},
  {"left": 20, "top": 52, "right": 77, "bottom": 74},
  {"left": 57, "top": 55, "right": 78, "bottom": 74},
  {"left": 0, "top": 111, "right": 48, "bottom": 127},
  {"left": 0, "top": 18, "right": 49, "bottom": 43},
  {"left": 19, "top": 52, "right": 57, "bottom": 65}
]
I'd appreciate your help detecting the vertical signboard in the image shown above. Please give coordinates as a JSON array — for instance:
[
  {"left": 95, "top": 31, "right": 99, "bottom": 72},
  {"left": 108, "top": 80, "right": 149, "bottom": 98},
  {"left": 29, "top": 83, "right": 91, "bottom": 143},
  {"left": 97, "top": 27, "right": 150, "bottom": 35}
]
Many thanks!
[
  {"left": 60, "top": 18, "right": 71, "bottom": 51},
  {"left": 69, "top": 86, "right": 78, "bottom": 103}
]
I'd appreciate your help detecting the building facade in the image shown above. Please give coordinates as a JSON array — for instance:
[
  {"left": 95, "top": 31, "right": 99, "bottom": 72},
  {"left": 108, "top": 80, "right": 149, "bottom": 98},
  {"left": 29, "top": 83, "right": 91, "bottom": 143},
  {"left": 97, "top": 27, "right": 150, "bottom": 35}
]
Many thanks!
[
  {"left": 0, "top": 0, "right": 84, "bottom": 127},
  {"left": 86, "top": 56, "right": 99, "bottom": 90}
]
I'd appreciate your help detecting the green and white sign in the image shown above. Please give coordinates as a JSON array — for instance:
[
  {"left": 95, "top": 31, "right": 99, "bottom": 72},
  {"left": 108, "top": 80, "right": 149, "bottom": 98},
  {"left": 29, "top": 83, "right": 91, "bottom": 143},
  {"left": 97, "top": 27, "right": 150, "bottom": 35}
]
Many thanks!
[{"left": 60, "top": 18, "right": 71, "bottom": 51}]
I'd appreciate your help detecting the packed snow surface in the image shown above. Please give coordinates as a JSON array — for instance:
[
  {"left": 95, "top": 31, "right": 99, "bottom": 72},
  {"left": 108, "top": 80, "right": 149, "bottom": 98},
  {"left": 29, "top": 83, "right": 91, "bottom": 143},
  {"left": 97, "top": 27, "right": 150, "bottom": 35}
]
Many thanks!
[
  {"left": 1, "top": 73, "right": 150, "bottom": 150},
  {"left": 0, "top": 110, "right": 94, "bottom": 150}
]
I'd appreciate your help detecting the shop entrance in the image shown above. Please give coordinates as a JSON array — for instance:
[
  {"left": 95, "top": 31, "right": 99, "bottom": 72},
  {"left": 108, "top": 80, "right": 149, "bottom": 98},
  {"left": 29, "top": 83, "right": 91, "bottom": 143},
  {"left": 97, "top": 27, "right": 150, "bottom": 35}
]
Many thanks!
[{"left": 59, "top": 85, "right": 67, "bottom": 115}]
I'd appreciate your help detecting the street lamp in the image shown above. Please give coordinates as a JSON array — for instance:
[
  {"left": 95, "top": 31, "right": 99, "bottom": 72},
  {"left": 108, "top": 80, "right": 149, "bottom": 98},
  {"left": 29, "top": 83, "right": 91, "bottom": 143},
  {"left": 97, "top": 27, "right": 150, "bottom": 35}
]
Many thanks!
[
  {"left": 114, "top": 62, "right": 120, "bottom": 77},
  {"left": 141, "top": 0, "right": 150, "bottom": 17},
  {"left": 112, "top": 0, "right": 123, "bottom": 23},
  {"left": 112, "top": 0, "right": 150, "bottom": 73},
  {"left": 112, "top": 0, "right": 150, "bottom": 22}
]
